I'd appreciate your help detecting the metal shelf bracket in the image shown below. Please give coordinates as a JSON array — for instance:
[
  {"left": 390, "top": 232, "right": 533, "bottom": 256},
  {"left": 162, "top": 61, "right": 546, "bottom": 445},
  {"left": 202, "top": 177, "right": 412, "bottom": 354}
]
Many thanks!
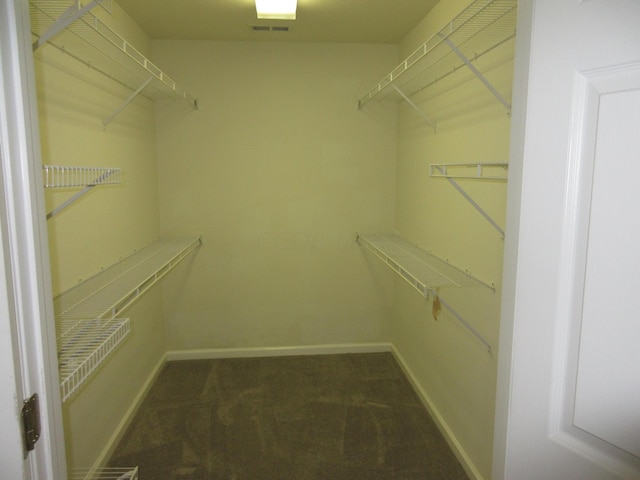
[
  {"left": 439, "top": 34, "right": 512, "bottom": 114},
  {"left": 392, "top": 84, "right": 437, "bottom": 131},
  {"left": 431, "top": 165, "right": 505, "bottom": 237},
  {"left": 103, "top": 75, "right": 154, "bottom": 127},
  {"left": 429, "top": 290, "right": 492, "bottom": 352}
]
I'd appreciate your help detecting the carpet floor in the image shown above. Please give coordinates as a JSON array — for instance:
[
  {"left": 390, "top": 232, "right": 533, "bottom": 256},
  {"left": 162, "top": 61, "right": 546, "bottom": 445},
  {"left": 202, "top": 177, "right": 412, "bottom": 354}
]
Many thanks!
[{"left": 107, "top": 352, "right": 470, "bottom": 480}]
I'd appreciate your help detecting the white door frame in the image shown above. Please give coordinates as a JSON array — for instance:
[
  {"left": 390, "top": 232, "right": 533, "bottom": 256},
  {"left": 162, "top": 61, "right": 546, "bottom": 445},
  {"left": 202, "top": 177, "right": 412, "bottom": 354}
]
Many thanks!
[
  {"left": 0, "top": 0, "right": 67, "bottom": 478},
  {"left": 494, "top": 0, "right": 640, "bottom": 478},
  {"left": 492, "top": 0, "right": 534, "bottom": 477}
]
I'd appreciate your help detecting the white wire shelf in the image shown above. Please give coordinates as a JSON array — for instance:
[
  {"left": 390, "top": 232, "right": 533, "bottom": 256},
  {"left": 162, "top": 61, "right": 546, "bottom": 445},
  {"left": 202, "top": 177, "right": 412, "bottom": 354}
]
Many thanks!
[
  {"left": 54, "top": 237, "right": 201, "bottom": 401},
  {"left": 54, "top": 237, "right": 202, "bottom": 321},
  {"left": 57, "top": 318, "right": 130, "bottom": 402},
  {"left": 71, "top": 467, "right": 138, "bottom": 480},
  {"left": 357, "top": 232, "right": 493, "bottom": 351},
  {"left": 430, "top": 162, "right": 508, "bottom": 180},
  {"left": 357, "top": 233, "right": 493, "bottom": 292},
  {"left": 43, "top": 165, "right": 121, "bottom": 188},
  {"left": 29, "top": 1, "right": 198, "bottom": 112},
  {"left": 358, "top": 0, "right": 516, "bottom": 109},
  {"left": 43, "top": 165, "right": 122, "bottom": 219}
]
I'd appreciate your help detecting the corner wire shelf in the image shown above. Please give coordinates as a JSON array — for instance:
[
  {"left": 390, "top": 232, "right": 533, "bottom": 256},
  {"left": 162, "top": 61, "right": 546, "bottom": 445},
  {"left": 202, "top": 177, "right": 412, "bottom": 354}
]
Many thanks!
[
  {"left": 43, "top": 165, "right": 122, "bottom": 219},
  {"left": 357, "top": 232, "right": 493, "bottom": 352},
  {"left": 54, "top": 237, "right": 201, "bottom": 401},
  {"left": 29, "top": 0, "right": 198, "bottom": 127},
  {"left": 358, "top": 0, "right": 517, "bottom": 128},
  {"left": 71, "top": 467, "right": 138, "bottom": 480},
  {"left": 430, "top": 163, "right": 507, "bottom": 237}
]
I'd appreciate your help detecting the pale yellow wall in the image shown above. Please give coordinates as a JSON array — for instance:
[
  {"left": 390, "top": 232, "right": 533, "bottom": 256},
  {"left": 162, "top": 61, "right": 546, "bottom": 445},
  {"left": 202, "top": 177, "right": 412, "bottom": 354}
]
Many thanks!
[
  {"left": 151, "top": 40, "right": 398, "bottom": 350},
  {"left": 34, "top": 2, "right": 166, "bottom": 471},
  {"left": 389, "top": 0, "right": 514, "bottom": 478}
]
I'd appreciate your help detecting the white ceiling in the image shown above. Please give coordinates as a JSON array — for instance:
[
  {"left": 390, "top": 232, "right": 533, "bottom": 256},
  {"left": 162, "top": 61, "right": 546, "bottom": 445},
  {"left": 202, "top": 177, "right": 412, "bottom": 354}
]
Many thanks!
[{"left": 115, "top": 0, "right": 440, "bottom": 44}]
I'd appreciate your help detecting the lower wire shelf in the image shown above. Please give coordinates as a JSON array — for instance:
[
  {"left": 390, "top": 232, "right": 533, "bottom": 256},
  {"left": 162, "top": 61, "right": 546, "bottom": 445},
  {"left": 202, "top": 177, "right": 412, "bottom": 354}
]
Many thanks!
[
  {"left": 54, "top": 237, "right": 202, "bottom": 401},
  {"left": 54, "top": 237, "right": 202, "bottom": 321},
  {"left": 57, "top": 318, "right": 130, "bottom": 402},
  {"left": 357, "top": 232, "right": 493, "bottom": 351},
  {"left": 356, "top": 232, "right": 492, "bottom": 292},
  {"left": 70, "top": 467, "right": 138, "bottom": 479}
]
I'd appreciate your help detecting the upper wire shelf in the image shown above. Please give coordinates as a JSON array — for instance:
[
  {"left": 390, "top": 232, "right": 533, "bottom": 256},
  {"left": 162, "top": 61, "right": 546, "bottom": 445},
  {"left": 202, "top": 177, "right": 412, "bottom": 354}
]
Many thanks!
[
  {"left": 29, "top": 0, "right": 198, "bottom": 108},
  {"left": 358, "top": 0, "right": 516, "bottom": 108},
  {"left": 54, "top": 237, "right": 202, "bottom": 321}
]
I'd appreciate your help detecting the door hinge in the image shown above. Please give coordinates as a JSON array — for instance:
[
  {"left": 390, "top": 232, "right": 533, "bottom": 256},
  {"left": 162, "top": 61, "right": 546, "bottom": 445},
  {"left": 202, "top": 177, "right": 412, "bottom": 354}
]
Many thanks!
[{"left": 21, "top": 393, "right": 41, "bottom": 452}]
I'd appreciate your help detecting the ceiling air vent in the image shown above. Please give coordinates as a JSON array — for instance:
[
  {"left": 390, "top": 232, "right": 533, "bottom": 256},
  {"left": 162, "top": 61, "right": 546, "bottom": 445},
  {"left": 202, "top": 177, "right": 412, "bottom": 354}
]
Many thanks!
[{"left": 250, "top": 25, "right": 291, "bottom": 32}]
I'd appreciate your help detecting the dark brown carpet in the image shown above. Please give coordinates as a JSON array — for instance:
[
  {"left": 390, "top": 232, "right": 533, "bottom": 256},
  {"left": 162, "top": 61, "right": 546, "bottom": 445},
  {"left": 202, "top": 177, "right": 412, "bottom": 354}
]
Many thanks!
[{"left": 107, "top": 352, "right": 469, "bottom": 480}]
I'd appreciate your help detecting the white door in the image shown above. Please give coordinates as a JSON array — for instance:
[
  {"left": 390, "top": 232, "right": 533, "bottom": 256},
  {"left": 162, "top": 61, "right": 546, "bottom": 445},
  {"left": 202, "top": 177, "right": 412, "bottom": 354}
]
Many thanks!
[
  {"left": 495, "top": 0, "right": 640, "bottom": 479},
  {"left": 0, "top": 0, "right": 67, "bottom": 478}
]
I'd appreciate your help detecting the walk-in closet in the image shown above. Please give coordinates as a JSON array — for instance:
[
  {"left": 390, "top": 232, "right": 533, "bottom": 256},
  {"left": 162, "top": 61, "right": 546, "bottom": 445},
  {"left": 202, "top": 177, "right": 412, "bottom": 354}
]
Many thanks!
[
  {"left": 25, "top": 0, "right": 516, "bottom": 478},
  {"left": 5, "top": 0, "right": 638, "bottom": 479}
]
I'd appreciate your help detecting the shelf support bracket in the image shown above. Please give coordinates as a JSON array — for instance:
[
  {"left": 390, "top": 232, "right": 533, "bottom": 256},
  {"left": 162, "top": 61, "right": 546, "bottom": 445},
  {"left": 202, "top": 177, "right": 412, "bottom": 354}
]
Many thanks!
[
  {"left": 103, "top": 75, "right": 154, "bottom": 127},
  {"left": 392, "top": 84, "right": 437, "bottom": 131},
  {"left": 429, "top": 290, "right": 492, "bottom": 352},
  {"left": 439, "top": 35, "right": 512, "bottom": 113},
  {"left": 432, "top": 165, "right": 505, "bottom": 238},
  {"left": 46, "top": 169, "right": 117, "bottom": 220},
  {"left": 32, "top": 0, "right": 104, "bottom": 52}
]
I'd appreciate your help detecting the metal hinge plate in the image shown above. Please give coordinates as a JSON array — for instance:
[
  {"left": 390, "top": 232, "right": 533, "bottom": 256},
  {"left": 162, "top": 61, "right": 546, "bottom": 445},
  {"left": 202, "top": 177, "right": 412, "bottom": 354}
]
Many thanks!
[{"left": 21, "top": 393, "right": 41, "bottom": 452}]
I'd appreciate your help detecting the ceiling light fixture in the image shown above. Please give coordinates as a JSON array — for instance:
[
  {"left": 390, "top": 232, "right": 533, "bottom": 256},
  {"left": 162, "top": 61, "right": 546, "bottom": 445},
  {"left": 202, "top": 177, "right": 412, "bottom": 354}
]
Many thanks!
[{"left": 255, "top": 0, "right": 297, "bottom": 20}]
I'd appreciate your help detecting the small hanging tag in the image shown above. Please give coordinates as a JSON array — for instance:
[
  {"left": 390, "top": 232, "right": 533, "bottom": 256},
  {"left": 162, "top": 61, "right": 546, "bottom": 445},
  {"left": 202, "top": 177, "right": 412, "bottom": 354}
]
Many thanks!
[{"left": 432, "top": 290, "right": 441, "bottom": 321}]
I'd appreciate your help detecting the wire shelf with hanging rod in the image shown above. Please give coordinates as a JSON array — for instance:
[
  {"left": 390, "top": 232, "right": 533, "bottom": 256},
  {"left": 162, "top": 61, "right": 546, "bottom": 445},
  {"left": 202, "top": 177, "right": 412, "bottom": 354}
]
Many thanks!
[
  {"left": 357, "top": 232, "right": 493, "bottom": 351},
  {"left": 30, "top": 0, "right": 198, "bottom": 126},
  {"left": 358, "top": 0, "right": 517, "bottom": 126}
]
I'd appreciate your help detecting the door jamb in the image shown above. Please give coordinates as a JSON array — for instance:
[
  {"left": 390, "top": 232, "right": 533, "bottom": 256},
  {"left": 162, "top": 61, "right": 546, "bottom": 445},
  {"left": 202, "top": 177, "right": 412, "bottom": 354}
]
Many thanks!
[{"left": 0, "top": 0, "right": 67, "bottom": 478}]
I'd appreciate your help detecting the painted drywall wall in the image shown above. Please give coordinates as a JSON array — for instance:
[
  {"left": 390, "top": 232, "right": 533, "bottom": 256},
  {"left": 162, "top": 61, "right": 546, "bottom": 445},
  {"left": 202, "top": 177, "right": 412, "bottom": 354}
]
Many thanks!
[
  {"left": 388, "top": 0, "right": 514, "bottom": 478},
  {"left": 33, "top": 2, "right": 166, "bottom": 471},
  {"left": 151, "top": 40, "right": 398, "bottom": 351}
]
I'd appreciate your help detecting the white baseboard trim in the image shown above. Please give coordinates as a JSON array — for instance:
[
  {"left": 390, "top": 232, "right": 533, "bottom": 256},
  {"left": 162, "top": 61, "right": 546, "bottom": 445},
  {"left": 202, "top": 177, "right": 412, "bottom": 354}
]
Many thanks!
[
  {"left": 165, "top": 342, "right": 393, "bottom": 361},
  {"left": 390, "top": 345, "right": 485, "bottom": 480},
  {"left": 90, "top": 353, "right": 167, "bottom": 471}
]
